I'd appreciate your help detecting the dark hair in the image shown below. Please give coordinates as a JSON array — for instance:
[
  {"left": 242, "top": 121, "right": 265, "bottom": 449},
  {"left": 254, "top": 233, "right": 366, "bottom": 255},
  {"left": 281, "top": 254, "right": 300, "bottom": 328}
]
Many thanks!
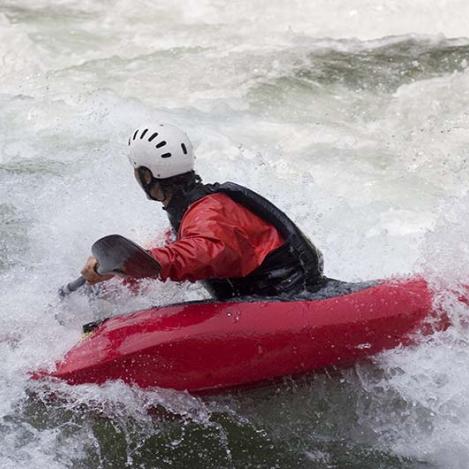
[{"left": 158, "top": 171, "right": 202, "bottom": 194}]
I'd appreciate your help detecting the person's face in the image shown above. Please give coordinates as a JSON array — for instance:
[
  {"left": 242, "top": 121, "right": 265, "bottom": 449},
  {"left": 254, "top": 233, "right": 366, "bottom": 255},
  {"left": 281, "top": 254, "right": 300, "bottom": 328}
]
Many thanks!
[{"left": 133, "top": 168, "right": 166, "bottom": 202}]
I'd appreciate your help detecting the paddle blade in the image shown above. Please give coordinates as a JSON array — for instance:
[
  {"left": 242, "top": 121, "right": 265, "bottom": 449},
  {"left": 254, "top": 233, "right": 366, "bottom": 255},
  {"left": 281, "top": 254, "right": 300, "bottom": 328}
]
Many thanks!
[{"left": 91, "top": 234, "right": 160, "bottom": 279}]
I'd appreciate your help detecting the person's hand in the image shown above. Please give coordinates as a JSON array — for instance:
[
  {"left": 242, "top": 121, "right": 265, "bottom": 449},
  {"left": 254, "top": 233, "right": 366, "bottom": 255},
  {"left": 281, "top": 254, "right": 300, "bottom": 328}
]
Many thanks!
[{"left": 80, "top": 256, "right": 114, "bottom": 284}]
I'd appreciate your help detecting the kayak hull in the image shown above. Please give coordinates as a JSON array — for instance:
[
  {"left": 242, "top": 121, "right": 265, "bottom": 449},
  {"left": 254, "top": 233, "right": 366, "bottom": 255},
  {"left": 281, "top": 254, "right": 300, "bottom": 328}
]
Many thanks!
[{"left": 39, "top": 277, "right": 448, "bottom": 392}]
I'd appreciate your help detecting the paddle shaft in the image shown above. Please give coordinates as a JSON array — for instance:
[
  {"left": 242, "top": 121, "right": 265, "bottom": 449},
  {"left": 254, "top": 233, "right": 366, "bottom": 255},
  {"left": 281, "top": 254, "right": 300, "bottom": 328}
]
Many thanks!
[{"left": 58, "top": 276, "right": 86, "bottom": 298}]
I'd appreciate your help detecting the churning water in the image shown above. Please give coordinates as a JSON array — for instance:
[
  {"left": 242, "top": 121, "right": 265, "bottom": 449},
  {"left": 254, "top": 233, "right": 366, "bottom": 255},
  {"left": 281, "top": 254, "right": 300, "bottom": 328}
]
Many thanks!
[{"left": 1, "top": 1, "right": 469, "bottom": 467}]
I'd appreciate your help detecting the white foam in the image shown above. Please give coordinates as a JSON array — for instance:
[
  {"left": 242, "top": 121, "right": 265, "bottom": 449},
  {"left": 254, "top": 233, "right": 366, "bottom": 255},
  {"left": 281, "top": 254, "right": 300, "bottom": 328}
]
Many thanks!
[{"left": 1, "top": 1, "right": 469, "bottom": 466}]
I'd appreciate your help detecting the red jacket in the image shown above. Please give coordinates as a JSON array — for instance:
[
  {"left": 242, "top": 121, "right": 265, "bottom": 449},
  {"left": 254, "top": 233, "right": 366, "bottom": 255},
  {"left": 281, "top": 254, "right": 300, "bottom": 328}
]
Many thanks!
[{"left": 150, "top": 193, "right": 284, "bottom": 282}]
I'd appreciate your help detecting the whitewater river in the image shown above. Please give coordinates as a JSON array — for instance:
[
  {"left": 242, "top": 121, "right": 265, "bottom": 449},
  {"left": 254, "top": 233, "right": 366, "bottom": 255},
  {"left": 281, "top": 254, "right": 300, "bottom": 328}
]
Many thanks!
[{"left": 1, "top": 1, "right": 469, "bottom": 467}]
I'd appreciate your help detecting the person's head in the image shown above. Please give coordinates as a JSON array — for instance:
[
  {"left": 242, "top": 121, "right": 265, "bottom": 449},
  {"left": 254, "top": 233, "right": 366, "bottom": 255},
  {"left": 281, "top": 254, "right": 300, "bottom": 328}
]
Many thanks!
[{"left": 127, "top": 123, "right": 199, "bottom": 205}]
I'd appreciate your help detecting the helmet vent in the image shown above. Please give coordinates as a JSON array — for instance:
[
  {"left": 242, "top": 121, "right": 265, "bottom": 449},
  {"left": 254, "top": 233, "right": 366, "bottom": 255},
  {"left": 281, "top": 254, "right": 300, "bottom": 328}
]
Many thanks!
[
  {"left": 155, "top": 140, "right": 167, "bottom": 149},
  {"left": 140, "top": 129, "right": 148, "bottom": 139},
  {"left": 133, "top": 130, "right": 139, "bottom": 140},
  {"left": 161, "top": 153, "right": 171, "bottom": 158},
  {"left": 148, "top": 132, "right": 159, "bottom": 142},
  {"left": 181, "top": 143, "right": 187, "bottom": 154}
]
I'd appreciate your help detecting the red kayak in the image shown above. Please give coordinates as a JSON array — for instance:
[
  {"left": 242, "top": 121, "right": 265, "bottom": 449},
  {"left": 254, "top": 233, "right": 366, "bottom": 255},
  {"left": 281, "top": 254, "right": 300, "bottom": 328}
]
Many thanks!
[{"left": 36, "top": 277, "right": 452, "bottom": 393}]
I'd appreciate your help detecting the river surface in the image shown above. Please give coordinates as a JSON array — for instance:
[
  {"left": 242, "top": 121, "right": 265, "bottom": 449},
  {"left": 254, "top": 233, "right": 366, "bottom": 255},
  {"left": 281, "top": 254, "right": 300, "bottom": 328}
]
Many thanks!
[{"left": 1, "top": 1, "right": 469, "bottom": 467}]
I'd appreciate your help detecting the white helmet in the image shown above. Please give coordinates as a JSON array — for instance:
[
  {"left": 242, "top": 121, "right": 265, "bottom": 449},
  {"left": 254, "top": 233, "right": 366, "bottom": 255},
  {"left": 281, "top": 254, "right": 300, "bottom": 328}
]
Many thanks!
[{"left": 128, "top": 123, "right": 194, "bottom": 179}]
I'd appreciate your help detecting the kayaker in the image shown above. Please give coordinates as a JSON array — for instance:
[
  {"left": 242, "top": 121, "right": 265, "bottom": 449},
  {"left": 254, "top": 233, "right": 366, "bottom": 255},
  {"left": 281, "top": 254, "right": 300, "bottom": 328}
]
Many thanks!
[{"left": 81, "top": 124, "right": 325, "bottom": 300}]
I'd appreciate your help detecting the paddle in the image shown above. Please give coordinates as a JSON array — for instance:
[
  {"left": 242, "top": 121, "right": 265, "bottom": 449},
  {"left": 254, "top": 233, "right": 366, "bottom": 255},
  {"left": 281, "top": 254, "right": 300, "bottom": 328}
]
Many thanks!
[{"left": 58, "top": 234, "right": 161, "bottom": 298}]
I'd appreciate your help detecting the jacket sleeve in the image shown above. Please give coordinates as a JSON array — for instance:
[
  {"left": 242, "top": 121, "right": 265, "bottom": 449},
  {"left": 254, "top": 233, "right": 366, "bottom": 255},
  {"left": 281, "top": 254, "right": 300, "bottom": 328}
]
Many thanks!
[{"left": 149, "top": 199, "right": 263, "bottom": 282}]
